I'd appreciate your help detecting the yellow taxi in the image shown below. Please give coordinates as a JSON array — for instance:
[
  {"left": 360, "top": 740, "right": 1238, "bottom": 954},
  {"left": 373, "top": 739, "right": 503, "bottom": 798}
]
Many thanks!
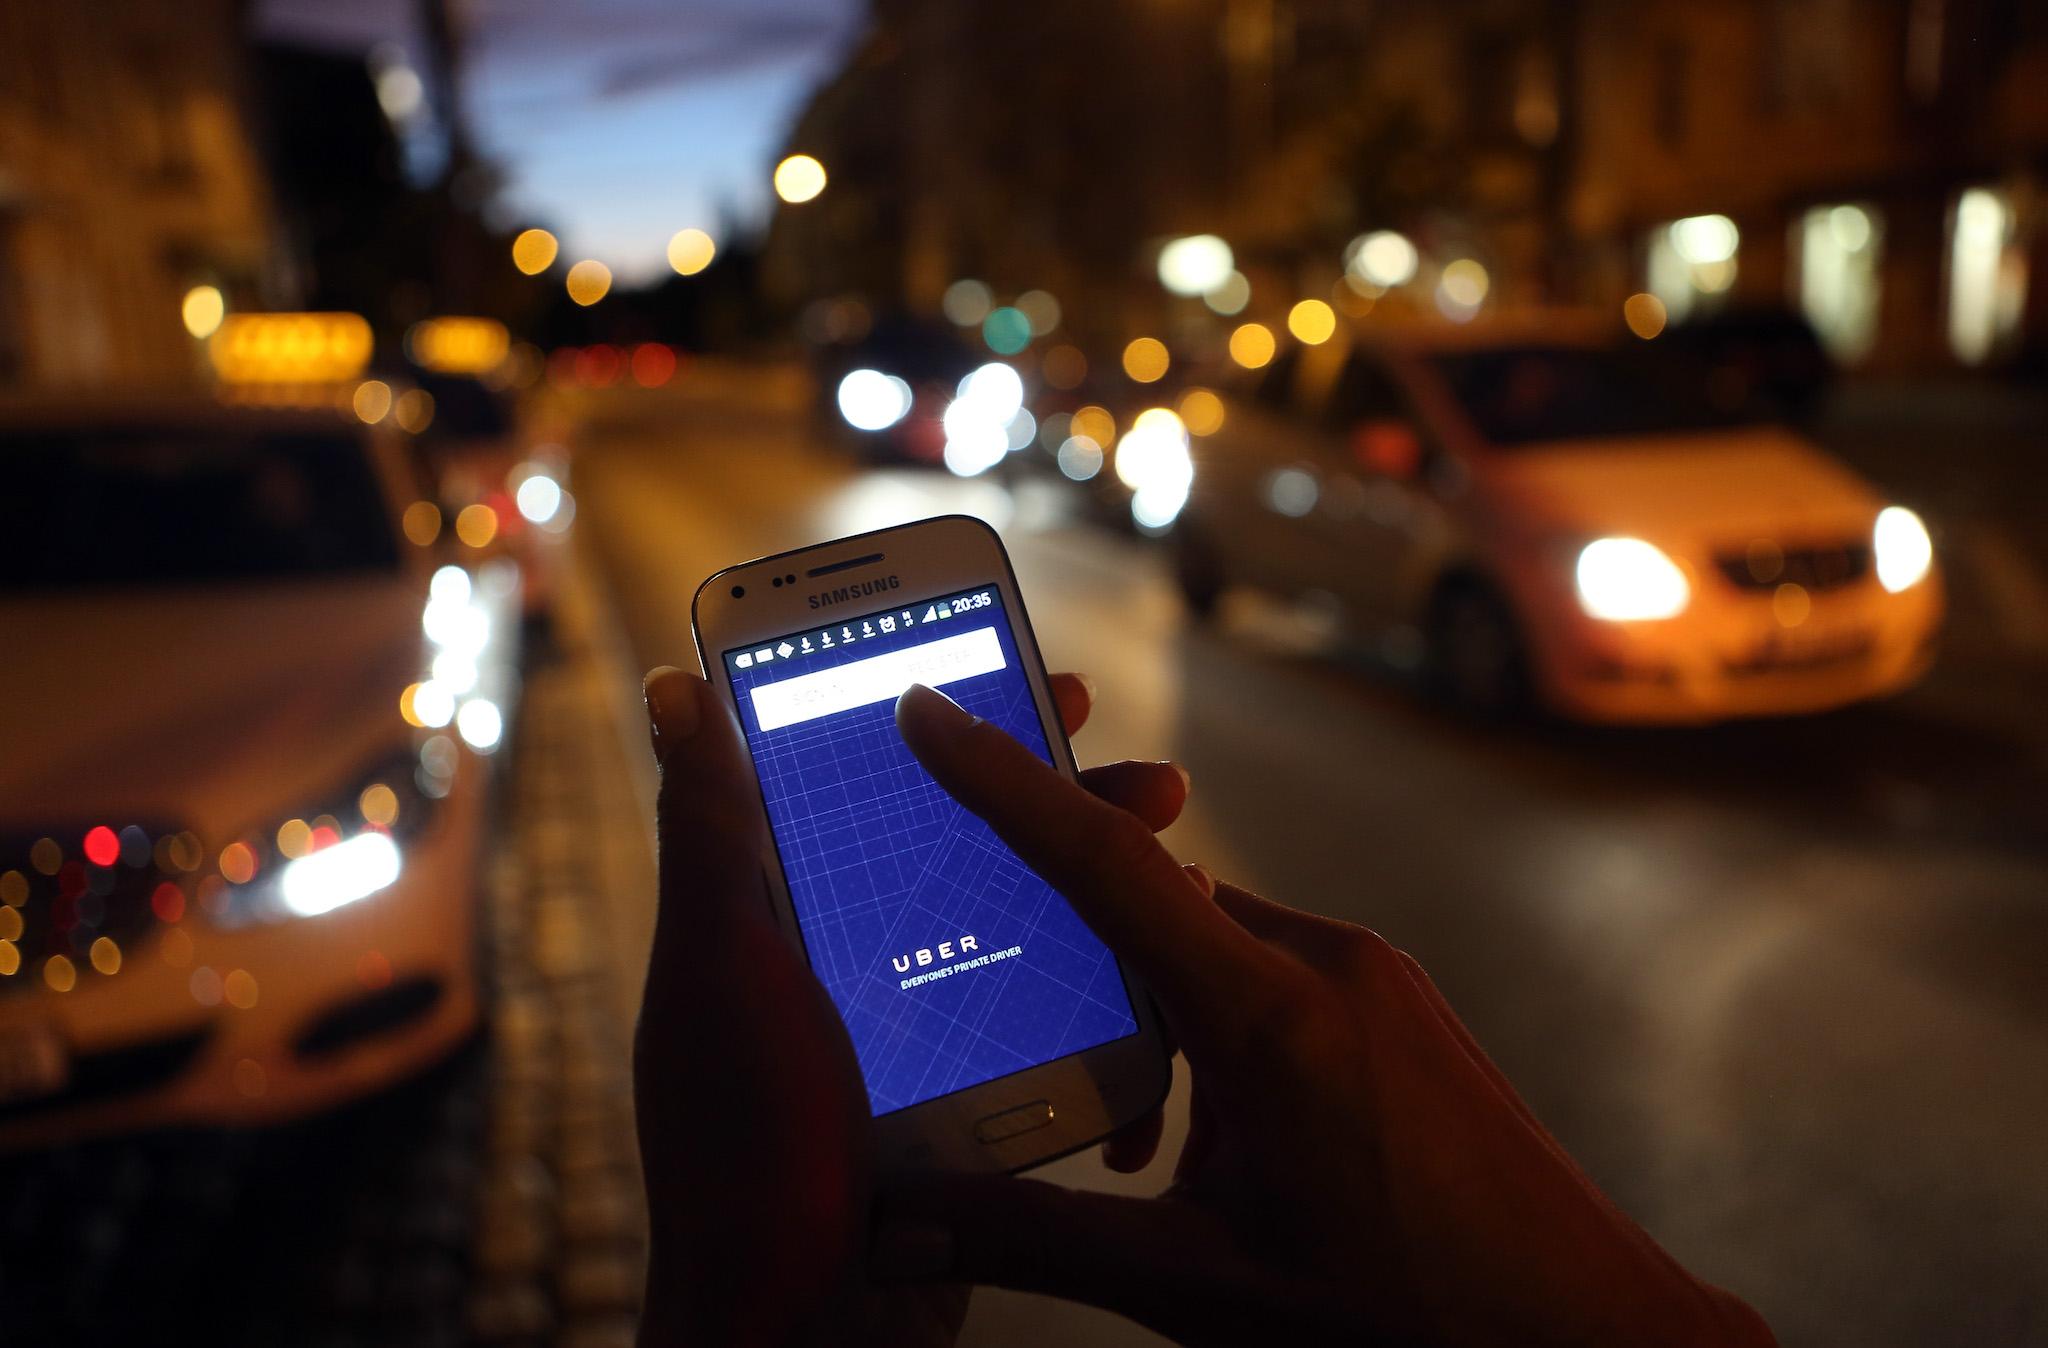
[
  {"left": 1173, "top": 321, "right": 1943, "bottom": 722},
  {"left": 0, "top": 400, "right": 512, "bottom": 1147}
]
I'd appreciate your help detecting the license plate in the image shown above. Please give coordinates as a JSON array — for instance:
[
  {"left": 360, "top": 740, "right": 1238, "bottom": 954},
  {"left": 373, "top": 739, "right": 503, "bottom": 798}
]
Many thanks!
[
  {"left": 1754, "top": 622, "right": 1872, "bottom": 669},
  {"left": 0, "top": 1023, "right": 69, "bottom": 1106}
]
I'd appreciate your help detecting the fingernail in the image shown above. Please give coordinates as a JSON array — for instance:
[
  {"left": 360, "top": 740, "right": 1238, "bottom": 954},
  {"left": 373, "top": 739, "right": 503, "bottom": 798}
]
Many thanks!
[
  {"left": 1166, "top": 760, "right": 1191, "bottom": 795},
  {"left": 644, "top": 666, "right": 700, "bottom": 760},
  {"left": 1183, "top": 863, "right": 1216, "bottom": 898},
  {"left": 897, "top": 682, "right": 978, "bottom": 733},
  {"left": 870, "top": 1221, "right": 954, "bottom": 1281}
]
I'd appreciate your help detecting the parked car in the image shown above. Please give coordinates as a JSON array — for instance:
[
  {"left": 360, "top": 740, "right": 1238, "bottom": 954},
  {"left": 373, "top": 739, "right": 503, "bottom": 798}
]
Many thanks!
[
  {"left": 1173, "top": 321, "right": 1943, "bottom": 723},
  {"left": 403, "top": 369, "right": 571, "bottom": 624},
  {"left": 0, "top": 400, "right": 512, "bottom": 1147}
]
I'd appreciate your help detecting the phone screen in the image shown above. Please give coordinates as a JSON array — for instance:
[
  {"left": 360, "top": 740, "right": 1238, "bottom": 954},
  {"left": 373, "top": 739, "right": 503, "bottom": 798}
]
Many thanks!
[{"left": 721, "top": 585, "right": 1139, "bottom": 1115}]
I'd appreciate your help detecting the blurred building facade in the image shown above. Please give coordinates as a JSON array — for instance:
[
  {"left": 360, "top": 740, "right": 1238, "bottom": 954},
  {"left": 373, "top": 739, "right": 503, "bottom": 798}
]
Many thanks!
[
  {"left": 0, "top": 1, "right": 279, "bottom": 388},
  {"left": 769, "top": 0, "right": 2046, "bottom": 374}
]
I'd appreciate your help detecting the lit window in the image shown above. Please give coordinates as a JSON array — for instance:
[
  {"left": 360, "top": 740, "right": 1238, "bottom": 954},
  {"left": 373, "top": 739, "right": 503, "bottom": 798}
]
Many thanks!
[
  {"left": 1947, "top": 187, "right": 2027, "bottom": 365},
  {"left": 1796, "top": 204, "right": 1884, "bottom": 363}
]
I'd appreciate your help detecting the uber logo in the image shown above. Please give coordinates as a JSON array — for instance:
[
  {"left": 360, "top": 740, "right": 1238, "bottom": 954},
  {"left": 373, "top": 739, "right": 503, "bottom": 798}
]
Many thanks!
[{"left": 893, "top": 934, "right": 979, "bottom": 973}]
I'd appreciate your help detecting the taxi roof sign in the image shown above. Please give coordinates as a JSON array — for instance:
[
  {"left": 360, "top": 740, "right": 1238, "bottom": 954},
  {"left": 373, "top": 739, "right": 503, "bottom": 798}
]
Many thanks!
[
  {"left": 208, "top": 313, "right": 373, "bottom": 384},
  {"left": 406, "top": 316, "right": 512, "bottom": 376}
]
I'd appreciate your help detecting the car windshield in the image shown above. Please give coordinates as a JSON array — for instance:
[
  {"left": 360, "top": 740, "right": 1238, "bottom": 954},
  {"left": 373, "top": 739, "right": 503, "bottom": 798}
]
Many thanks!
[
  {"left": 0, "top": 425, "right": 400, "bottom": 589},
  {"left": 1424, "top": 345, "right": 1769, "bottom": 447}
]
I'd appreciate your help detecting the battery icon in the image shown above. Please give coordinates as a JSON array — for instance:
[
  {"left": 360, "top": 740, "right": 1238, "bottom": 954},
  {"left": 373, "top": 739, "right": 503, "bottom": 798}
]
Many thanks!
[{"left": 936, "top": 602, "right": 952, "bottom": 619}]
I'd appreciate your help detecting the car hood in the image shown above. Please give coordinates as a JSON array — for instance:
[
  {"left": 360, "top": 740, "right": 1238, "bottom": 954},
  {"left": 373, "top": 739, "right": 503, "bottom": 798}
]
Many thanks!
[
  {"left": 0, "top": 577, "right": 423, "bottom": 842},
  {"left": 1478, "top": 426, "right": 1883, "bottom": 547}
]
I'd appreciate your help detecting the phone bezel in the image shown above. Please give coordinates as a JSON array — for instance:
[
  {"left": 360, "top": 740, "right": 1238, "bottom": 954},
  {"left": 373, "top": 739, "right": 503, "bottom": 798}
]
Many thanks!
[{"left": 690, "top": 514, "right": 1172, "bottom": 1173}]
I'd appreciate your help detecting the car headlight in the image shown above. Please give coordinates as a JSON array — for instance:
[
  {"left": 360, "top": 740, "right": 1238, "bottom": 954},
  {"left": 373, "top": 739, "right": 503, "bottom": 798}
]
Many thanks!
[
  {"left": 209, "top": 752, "right": 440, "bottom": 927},
  {"left": 1575, "top": 537, "right": 1690, "bottom": 621},
  {"left": 1873, "top": 505, "right": 1933, "bottom": 593}
]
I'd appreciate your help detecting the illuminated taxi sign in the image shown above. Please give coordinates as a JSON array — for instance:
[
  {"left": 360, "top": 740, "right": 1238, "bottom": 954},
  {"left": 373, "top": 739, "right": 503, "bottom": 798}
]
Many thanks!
[
  {"left": 208, "top": 313, "right": 373, "bottom": 383},
  {"left": 407, "top": 317, "right": 511, "bottom": 375}
]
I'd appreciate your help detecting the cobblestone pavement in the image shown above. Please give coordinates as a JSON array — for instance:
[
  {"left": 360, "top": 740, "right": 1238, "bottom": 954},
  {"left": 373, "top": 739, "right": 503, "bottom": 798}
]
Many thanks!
[
  {"left": 0, "top": 558, "right": 660, "bottom": 1347},
  {"left": 465, "top": 596, "right": 655, "bottom": 1348}
]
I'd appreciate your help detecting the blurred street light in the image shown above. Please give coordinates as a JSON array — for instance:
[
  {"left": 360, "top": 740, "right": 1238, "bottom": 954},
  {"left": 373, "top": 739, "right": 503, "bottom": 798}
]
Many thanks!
[
  {"left": 1623, "top": 292, "right": 1668, "bottom": 339},
  {"left": 774, "top": 154, "right": 828, "bottom": 204},
  {"left": 1204, "top": 271, "right": 1250, "bottom": 315},
  {"left": 942, "top": 279, "right": 992, "bottom": 326},
  {"left": 983, "top": 307, "right": 1031, "bottom": 354},
  {"left": 1157, "top": 235, "right": 1235, "bottom": 297},
  {"left": 1435, "top": 259, "right": 1490, "bottom": 321},
  {"left": 181, "top": 285, "right": 225, "bottom": 339},
  {"left": 1287, "top": 299, "right": 1336, "bottom": 344},
  {"left": 512, "top": 228, "right": 559, "bottom": 275},
  {"left": 1015, "top": 290, "right": 1061, "bottom": 335},
  {"left": 667, "top": 228, "right": 716, "bottom": 276},
  {"left": 566, "top": 260, "right": 612, "bottom": 306},
  {"left": 1122, "top": 336, "right": 1170, "bottom": 382},
  {"left": 1348, "top": 230, "right": 1419, "bottom": 288},
  {"left": 1228, "top": 322, "right": 1276, "bottom": 368}
]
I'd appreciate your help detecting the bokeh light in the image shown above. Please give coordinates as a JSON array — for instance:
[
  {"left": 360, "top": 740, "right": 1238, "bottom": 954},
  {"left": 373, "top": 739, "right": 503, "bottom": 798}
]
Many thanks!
[
  {"left": 1042, "top": 344, "right": 1087, "bottom": 389},
  {"left": 773, "top": 154, "right": 828, "bottom": 203},
  {"left": 353, "top": 379, "right": 393, "bottom": 424},
  {"left": 667, "top": 228, "right": 716, "bottom": 276},
  {"left": 942, "top": 279, "right": 992, "bottom": 326},
  {"left": 402, "top": 500, "right": 441, "bottom": 546},
  {"left": 45, "top": 955, "right": 76, "bottom": 993},
  {"left": 982, "top": 306, "right": 1032, "bottom": 355},
  {"left": 1229, "top": 322, "right": 1276, "bottom": 368},
  {"left": 1287, "top": 299, "right": 1337, "bottom": 344},
  {"left": 1204, "top": 271, "right": 1250, "bottom": 315},
  {"left": 360, "top": 783, "right": 400, "bottom": 827},
  {"left": 1349, "top": 230, "right": 1420, "bottom": 288},
  {"left": 1014, "top": 290, "right": 1061, "bottom": 335},
  {"left": 511, "top": 228, "right": 559, "bottom": 275},
  {"left": 1071, "top": 405, "right": 1116, "bottom": 448},
  {"left": 90, "top": 937, "right": 121, "bottom": 976},
  {"left": 1122, "top": 337, "right": 1169, "bottom": 383},
  {"left": 394, "top": 388, "right": 435, "bottom": 433},
  {"left": 1157, "top": 235, "right": 1234, "bottom": 296},
  {"left": 565, "top": 260, "right": 612, "bottom": 306},
  {"left": 1623, "top": 292, "right": 1669, "bottom": 339},
  {"left": 456, "top": 504, "right": 499, "bottom": 548},
  {"left": 181, "top": 285, "right": 225, "bottom": 339},
  {"left": 1178, "top": 388, "right": 1225, "bottom": 436}
]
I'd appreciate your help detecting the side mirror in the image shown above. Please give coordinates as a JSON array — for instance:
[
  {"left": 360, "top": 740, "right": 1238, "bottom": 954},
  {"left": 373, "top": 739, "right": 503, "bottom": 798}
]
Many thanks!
[{"left": 1350, "top": 419, "right": 1421, "bottom": 480}]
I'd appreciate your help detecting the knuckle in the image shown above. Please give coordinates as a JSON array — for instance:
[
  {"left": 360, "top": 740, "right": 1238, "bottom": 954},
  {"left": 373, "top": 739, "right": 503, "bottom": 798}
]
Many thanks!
[{"left": 1083, "top": 802, "right": 1165, "bottom": 873}]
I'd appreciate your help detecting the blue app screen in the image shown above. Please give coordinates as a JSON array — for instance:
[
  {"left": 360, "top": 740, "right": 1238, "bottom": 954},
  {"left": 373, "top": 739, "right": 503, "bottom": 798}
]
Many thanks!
[{"left": 723, "top": 585, "right": 1138, "bottom": 1115}]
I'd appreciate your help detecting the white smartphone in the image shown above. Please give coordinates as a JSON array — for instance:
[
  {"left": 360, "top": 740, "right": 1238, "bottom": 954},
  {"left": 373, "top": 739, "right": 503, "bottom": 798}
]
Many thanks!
[{"left": 690, "top": 514, "right": 1173, "bottom": 1172}]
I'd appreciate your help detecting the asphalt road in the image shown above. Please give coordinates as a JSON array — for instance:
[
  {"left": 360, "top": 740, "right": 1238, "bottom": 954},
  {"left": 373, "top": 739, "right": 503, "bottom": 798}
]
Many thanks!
[{"left": 570, "top": 369, "right": 2048, "bottom": 1347}]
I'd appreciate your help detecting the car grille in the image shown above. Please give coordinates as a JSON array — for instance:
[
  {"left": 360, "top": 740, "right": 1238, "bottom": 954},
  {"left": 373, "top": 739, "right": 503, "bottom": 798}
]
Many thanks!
[
  {"left": 0, "top": 824, "right": 196, "bottom": 996},
  {"left": 1715, "top": 541, "right": 1870, "bottom": 593}
]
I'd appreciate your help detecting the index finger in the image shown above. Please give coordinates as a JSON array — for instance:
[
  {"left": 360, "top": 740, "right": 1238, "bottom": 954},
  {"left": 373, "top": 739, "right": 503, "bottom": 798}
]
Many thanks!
[{"left": 895, "top": 683, "right": 1275, "bottom": 1039}]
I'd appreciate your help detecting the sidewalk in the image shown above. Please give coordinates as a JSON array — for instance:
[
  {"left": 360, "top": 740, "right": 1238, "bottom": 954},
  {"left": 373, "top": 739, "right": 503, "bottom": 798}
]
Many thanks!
[{"left": 466, "top": 546, "right": 659, "bottom": 1348}]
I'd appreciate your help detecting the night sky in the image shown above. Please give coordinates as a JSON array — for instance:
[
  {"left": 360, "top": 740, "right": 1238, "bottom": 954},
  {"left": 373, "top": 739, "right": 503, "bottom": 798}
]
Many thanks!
[{"left": 257, "top": 0, "right": 861, "bottom": 282}]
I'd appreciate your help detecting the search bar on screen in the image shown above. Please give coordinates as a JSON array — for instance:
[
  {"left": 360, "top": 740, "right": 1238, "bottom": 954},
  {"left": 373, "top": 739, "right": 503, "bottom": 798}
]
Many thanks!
[{"left": 750, "top": 627, "right": 1006, "bottom": 732}]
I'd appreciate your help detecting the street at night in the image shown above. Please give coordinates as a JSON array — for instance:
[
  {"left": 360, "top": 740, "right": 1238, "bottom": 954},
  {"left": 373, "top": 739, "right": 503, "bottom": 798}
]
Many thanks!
[{"left": 5, "top": 2, "right": 2048, "bottom": 1345}]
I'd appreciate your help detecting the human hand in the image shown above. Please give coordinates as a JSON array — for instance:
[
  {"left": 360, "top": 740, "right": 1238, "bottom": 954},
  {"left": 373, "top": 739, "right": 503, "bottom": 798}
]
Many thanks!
[
  {"left": 634, "top": 667, "right": 1188, "bottom": 1347},
  {"left": 879, "top": 683, "right": 1775, "bottom": 1347}
]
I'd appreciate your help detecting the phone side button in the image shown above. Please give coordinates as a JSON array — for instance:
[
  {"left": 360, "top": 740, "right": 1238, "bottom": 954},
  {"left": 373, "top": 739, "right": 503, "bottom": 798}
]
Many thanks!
[{"left": 973, "top": 1099, "right": 1055, "bottom": 1145}]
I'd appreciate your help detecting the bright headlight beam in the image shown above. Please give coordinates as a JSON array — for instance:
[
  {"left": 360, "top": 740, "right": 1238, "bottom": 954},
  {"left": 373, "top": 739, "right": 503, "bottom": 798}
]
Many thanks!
[
  {"left": 1873, "top": 506, "right": 1933, "bottom": 592},
  {"left": 281, "top": 833, "right": 401, "bottom": 917},
  {"left": 836, "top": 369, "right": 913, "bottom": 431},
  {"left": 1575, "top": 538, "right": 1690, "bottom": 621}
]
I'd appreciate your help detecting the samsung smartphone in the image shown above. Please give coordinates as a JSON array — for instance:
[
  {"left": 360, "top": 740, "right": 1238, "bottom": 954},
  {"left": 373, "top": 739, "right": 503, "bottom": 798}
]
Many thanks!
[{"left": 690, "top": 515, "right": 1172, "bottom": 1172}]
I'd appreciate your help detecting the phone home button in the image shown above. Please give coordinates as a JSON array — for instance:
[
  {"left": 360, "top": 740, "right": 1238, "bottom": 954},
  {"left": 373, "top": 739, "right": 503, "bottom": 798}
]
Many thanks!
[{"left": 974, "top": 1099, "right": 1054, "bottom": 1145}]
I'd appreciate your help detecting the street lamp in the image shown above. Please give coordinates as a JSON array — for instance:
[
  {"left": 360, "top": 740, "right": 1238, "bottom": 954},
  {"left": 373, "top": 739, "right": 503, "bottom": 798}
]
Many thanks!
[{"left": 774, "top": 155, "right": 827, "bottom": 204}]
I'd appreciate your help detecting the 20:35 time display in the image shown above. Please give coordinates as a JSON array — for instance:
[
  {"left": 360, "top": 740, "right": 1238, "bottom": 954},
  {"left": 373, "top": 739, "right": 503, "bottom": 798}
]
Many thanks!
[{"left": 952, "top": 590, "right": 993, "bottom": 612}]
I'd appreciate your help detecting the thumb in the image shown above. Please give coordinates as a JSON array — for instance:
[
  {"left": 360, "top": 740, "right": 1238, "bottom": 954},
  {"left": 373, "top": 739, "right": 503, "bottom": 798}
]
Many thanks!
[
  {"left": 642, "top": 666, "right": 771, "bottom": 946},
  {"left": 873, "top": 1176, "right": 1303, "bottom": 1344}
]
